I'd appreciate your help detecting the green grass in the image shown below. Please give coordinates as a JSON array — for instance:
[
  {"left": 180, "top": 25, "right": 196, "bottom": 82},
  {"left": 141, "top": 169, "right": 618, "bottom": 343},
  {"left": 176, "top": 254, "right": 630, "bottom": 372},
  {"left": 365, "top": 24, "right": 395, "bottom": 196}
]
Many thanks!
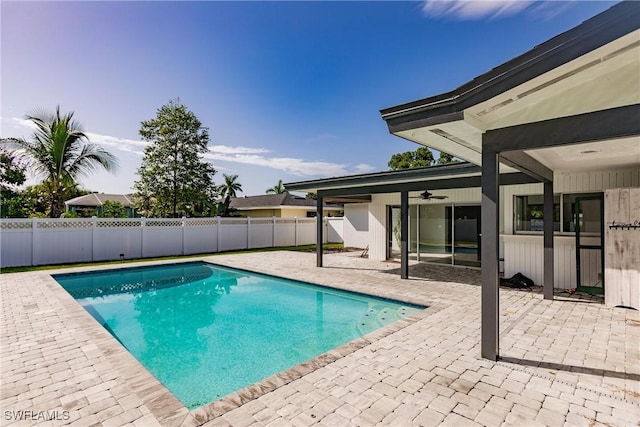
[{"left": 0, "top": 243, "right": 345, "bottom": 274}]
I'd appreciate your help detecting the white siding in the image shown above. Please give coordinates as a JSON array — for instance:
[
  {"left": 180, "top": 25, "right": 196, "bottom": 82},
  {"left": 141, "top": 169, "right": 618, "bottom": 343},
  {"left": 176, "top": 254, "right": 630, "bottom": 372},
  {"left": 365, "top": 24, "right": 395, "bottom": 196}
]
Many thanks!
[
  {"left": 343, "top": 204, "right": 369, "bottom": 249},
  {"left": 369, "top": 194, "right": 398, "bottom": 260},
  {"left": 366, "top": 168, "right": 639, "bottom": 290}
]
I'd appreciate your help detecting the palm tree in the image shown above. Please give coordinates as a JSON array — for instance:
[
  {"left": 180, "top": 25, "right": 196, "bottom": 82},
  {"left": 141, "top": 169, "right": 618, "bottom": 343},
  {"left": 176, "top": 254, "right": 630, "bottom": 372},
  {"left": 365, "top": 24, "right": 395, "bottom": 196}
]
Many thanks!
[
  {"left": 266, "top": 179, "right": 286, "bottom": 194},
  {"left": 218, "top": 174, "right": 242, "bottom": 216},
  {"left": 0, "top": 106, "right": 118, "bottom": 217}
]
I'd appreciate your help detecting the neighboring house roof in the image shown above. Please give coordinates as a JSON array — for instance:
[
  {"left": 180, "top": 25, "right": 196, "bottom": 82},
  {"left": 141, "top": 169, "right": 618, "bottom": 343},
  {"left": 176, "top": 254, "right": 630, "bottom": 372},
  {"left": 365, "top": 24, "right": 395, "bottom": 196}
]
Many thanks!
[
  {"left": 229, "top": 193, "right": 341, "bottom": 210},
  {"left": 65, "top": 193, "right": 133, "bottom": 207}
]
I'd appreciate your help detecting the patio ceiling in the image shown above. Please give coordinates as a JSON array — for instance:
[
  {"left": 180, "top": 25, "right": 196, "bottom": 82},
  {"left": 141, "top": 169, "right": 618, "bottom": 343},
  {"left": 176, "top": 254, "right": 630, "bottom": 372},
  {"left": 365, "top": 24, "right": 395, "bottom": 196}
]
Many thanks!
[{"left": 381, "top": 2, "right": 640, "bottom": 175}]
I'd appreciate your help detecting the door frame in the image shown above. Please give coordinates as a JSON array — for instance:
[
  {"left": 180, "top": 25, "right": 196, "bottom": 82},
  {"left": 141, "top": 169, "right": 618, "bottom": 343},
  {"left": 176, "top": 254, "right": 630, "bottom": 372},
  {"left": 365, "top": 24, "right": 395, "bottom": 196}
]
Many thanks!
[{"left": 575, "top": 194, "right": 605, "bottom": 294}]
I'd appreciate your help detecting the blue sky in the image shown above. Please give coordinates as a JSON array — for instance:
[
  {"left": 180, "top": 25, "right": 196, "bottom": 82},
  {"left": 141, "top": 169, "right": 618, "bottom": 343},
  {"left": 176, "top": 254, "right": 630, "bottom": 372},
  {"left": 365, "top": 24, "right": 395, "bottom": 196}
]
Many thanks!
[{"left": 1, "top": 1, "right": 614, "bottom": 196}]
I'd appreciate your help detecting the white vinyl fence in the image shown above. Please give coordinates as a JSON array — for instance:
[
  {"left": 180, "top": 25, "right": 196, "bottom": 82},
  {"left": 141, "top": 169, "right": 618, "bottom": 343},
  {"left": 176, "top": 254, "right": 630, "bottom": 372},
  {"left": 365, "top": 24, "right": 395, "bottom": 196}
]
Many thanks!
[{"left": 0, "top": 217, "right": 344, "bottom": 268}]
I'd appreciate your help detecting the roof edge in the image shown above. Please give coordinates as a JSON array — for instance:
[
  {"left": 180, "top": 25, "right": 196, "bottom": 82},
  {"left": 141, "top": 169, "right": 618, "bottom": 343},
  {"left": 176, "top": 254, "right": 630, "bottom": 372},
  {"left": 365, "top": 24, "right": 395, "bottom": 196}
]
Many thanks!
[{"left": 380, "top": 1, "right": 640, "bottom": 127}]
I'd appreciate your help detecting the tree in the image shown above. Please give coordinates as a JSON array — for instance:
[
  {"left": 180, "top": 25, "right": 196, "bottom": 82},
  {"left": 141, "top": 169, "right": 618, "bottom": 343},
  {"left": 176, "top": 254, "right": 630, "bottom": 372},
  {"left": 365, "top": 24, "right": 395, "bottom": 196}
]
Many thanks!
[
  {"left": 266, "top": 179, "right": 286, "bottom": 194},
  {"left": 99, "top": 200, "right": 128, "bottom": 218},
  {"left": 388, "top": 147, "right": 435, "bottom": 170},
  {"left": 388, "top": 147, "right": 460, "bottom": 170},
  {"left": 436, "top": 151, "right": 460, "bottom": 165},
  {"left": 0, "top": 152, "right": 27, "bottom": 217},
  {"left": 133, "top": 100, "right": 217, "bottom": 218},
  {"left": 305, "top": 192, "right": 317, "bottom": 200},
  {"left": 0, "top": 106, "right": 118, "bottom": 217},
  {"left": 218, "top": 174, "right": 242, "bottom": 217}
]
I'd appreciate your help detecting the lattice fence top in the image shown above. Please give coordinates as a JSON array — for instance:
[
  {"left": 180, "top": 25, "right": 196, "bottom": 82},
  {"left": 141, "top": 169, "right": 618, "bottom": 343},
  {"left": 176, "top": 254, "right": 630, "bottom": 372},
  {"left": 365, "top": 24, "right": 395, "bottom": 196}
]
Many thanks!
[
  {"left": 186, "top": 218, "right": 218, "bottom": 226},
  {"left": 1, "top": 221, "right": 33, "bottom": 229},
  {"left": 144, "top": 219, "right": 183, "bottom": 227},
  {"left": 38, "top": 220, "right": 93, "bottom": 229},
  {"left": 219, "top": 219, "right": 247, "bottom": 225},
  {"left": 97, "top": 220, "right": 142, "bottom": 228},
  {"left": 276, "top": 219, "right": 296, "bottom": 224},
  {"left": 250, "top": 219, "right": 274, "bottom": 225}
]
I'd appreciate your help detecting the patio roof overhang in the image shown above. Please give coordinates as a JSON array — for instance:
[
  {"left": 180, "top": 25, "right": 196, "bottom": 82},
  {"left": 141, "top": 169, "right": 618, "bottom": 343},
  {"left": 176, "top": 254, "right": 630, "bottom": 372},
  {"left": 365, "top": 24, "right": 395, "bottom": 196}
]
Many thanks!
[
  {"left": 378, "top": 1, "right": 640, "bottom": 362},
  {"left": 285, "top": 162, "right": 539, "bottom": 198},
  {"left": 380, "top": 1, "right": 640, "bottom": 178},
  {"left": 287, "top": 2, "right": 640, "bottom": 364}
]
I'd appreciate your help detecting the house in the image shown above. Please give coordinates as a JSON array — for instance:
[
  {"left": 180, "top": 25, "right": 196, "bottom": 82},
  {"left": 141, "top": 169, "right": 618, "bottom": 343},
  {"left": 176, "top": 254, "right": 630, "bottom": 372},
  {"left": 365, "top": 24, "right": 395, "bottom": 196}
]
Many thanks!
[
  {"left": 286, "top": 2, "right": 640, "bottom": 360},
  {"left": 229, "top": 193, "right": 343, "bottom": 218},
  {"left": 65, "top": 193, "right": 137, "bottom": 217}
]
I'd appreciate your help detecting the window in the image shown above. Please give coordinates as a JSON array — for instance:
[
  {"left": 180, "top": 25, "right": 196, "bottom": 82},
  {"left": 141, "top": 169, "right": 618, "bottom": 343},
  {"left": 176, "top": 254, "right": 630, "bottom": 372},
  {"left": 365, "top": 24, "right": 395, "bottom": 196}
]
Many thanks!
[
  {"left": 514, "top": 195, "right": 560, "bottom": 232},
  {"left": 515, "top": 192, "right": 602, "bottom": 233}
]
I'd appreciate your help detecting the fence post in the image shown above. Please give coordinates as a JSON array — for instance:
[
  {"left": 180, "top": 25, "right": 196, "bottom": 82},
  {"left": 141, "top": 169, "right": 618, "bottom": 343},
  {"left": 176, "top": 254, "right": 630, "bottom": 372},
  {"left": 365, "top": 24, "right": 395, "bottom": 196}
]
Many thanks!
[
  {"left": 32, "top": 217, "right": 38, "bottom": 266},
  {"left": 272, "top": 217, "right": 276, "bottom": 247},
  {"left": 216, "top": 216, "right": 221, "bottom": 253},
  {"left": 295, "top": 217, "right": 298, "bottom": 247},
  {"left": 182, "top": 217, "right": 186, "bottom": 255},
  {"left": 324, "top": 216, "right": 328, "bottom": 244},
  {"left": 141, "top": 217, "right": 146, "bottom": 258},
  {"left": 91, "top": 216, "right": 97, "bottom": 262},
  {"left": 247, "top": 217, "right": 251, "bottom": 249}
]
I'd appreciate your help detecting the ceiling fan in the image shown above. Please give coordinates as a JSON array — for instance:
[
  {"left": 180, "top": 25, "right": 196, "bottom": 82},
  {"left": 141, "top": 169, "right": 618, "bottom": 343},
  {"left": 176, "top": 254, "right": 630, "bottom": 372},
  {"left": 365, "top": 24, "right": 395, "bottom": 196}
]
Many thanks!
[{"left": 410, "top": 190, "right": 449, "bottom": 200}]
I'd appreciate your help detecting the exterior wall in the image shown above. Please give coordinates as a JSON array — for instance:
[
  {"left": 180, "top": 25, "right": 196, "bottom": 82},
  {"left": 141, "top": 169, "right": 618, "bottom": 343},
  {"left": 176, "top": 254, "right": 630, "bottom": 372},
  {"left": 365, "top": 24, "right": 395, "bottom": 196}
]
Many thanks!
[
  {"left": 343, "top": 204, "right": 369, "bottom": 249},
  {"left": 502, "top": 168, "right": 640, "bottom": 288},
  {"left": 237, "top": 209, "right": 281, "bottom": 218},
  {"left": 367, "top": 168, "right": 640, "bottom": 289},
  {"left": 237, "top": 208, "right": 342, "bottom": 218}
]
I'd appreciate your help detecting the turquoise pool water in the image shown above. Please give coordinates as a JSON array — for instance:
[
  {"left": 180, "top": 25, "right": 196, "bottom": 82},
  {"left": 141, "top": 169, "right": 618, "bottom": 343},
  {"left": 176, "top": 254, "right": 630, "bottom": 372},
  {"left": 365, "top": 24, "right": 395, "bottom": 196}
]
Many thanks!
[{"left": 54, "top": 262, "right": 423, "bottom": 409}]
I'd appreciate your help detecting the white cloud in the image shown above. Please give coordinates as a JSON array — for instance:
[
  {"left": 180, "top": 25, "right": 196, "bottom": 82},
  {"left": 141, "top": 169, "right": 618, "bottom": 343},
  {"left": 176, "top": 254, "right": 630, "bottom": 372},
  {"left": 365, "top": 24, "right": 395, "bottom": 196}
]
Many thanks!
[
  {"left": 422, "top": 0, "right": 535, "bottom": 20},
  {"left": 204, "top": 152, "right": 375, "bottom": 178},
  {"left": 85, "top": 132, "right": 147, "bottom": 157},
  {"left": 208, "top": 145, "right": 270, "bottom": 155},
  {"left": 1, "top": 116, "right": 372, "bottom": 179}
]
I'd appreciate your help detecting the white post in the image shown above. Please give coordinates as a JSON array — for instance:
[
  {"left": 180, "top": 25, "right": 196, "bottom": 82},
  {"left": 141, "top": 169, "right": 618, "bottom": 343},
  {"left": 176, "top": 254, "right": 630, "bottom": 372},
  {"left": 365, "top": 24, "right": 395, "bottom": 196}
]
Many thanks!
[
  {"left": 272, "top": 216, "right": 276, "bottom": 247},
  {"left": 295, "top": 217, "right": 298, "bottom": 247},
  {"left": 323, "top": 216, "right": 327, "bottom": 244},
  {"left": 247, "top": 217, "right": 251, "bottom": 249},
  {"left": 141, "top": 217, "right": 146, "bottom": 258},
  {"left": 182, "top": 217, "right": 186, "bottom": 255},
  {"left": 91, "top": 216, "right": 97, "bottom": 262},
  {"left": 216, "top": 216, "right": 221, "bottom": 253},
  {"left": 32, "top": 217, "right": 37, "bottom": 266}
]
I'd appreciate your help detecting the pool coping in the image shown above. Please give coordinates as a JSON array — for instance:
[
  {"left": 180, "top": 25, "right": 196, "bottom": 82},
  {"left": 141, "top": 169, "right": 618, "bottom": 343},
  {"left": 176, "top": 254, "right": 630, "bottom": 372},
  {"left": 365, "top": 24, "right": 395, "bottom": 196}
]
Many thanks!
[{"left": 38, "top": 256, "right": 443, "bottom": 427}]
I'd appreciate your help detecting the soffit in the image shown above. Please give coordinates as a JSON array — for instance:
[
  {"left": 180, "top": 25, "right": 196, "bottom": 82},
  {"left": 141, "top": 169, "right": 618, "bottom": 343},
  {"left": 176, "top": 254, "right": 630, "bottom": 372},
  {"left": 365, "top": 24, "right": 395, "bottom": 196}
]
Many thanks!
[
  {"left": 525, "top": 137, "right": 640, "bottom": 171},
  {"left": 390, "top": 30, "right": 640, "bottom": 173}
]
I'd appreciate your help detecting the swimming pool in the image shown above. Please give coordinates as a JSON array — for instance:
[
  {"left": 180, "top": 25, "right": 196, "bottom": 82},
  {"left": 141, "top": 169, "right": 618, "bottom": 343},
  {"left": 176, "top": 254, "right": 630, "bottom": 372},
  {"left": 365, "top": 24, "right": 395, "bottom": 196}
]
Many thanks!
[{"left": 54, "top": 262, "right": 423, "bottom": 409}]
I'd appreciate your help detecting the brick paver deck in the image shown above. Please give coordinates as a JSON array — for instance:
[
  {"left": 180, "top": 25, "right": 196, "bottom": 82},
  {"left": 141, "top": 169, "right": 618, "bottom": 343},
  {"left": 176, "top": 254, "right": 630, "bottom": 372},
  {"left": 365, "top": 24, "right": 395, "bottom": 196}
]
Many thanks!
[{"left": 1, "top": 251, "right": 638, "bottom": 426}]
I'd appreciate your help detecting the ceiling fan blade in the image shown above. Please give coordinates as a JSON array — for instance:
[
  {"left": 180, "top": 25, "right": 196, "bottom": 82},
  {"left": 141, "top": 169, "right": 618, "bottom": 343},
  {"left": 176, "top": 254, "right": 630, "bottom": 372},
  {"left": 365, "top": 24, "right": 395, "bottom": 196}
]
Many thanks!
[{"left": 431, "top": 195, "right": 449, "bottom": 199}]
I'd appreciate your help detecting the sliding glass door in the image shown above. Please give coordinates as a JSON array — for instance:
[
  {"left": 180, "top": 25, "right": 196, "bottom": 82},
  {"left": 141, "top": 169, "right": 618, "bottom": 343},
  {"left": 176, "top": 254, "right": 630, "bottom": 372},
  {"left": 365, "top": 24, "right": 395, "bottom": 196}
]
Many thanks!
[
  {"left": 417, "top": 204, "right": 453, "bottom": 265},
  {"left": 452, "top": 205, "right": 481, "bottom": 267},
  {"left": 387, "top": 203, "right": 481, "bottom": 268}
]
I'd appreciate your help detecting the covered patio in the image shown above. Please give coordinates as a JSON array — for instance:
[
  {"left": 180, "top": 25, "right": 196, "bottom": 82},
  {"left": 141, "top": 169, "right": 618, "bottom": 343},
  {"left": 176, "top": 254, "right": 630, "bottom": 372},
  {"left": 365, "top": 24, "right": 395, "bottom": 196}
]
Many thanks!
[{"left": 287, "top": 1, "right": 640, "bottom": 361}]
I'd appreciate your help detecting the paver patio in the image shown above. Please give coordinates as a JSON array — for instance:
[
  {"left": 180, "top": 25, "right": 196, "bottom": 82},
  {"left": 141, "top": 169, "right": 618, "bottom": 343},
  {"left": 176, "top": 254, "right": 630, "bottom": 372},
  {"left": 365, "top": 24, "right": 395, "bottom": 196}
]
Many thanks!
[{"left": 1, "top": 251, "right": 639, "bottom": 426}]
